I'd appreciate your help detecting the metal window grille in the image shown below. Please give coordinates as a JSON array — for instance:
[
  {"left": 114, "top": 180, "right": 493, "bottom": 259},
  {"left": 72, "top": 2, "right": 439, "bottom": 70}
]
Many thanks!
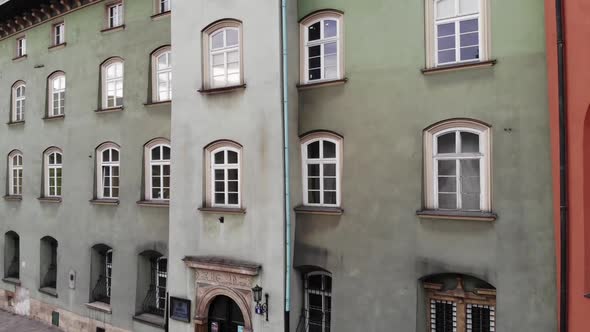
[
  {"left": 466, "top": 304, "right": 495, "bottom": 332},
  {"left": 105, "top": 250, "right": 113, "bottom": 298},
  {"left": 430, "top": 299, "right": 457, "bottom": 332},
  {"left": 305, "top": 273, "right": 332, "bottom": 332}
]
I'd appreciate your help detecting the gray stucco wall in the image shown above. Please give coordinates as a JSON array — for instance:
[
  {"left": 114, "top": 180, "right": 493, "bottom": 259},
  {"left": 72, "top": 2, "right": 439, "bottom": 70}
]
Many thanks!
[{"left": 0, "top": 0, "right": 170, "bottom": 330}]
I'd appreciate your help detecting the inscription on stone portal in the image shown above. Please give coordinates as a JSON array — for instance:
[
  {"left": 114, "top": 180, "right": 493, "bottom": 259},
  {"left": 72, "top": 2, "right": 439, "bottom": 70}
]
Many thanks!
[{"left": 195, "top": 270, "right": 252, "bottom": 288}]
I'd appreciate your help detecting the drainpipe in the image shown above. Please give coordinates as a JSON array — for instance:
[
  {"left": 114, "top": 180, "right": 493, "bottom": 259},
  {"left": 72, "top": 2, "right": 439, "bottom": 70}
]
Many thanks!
[
  {"left": 280, "top": 0, "right": 292, "bottom": 330},
  {"left": 555, "top": 0, "right": 568, "bottom": 330}
]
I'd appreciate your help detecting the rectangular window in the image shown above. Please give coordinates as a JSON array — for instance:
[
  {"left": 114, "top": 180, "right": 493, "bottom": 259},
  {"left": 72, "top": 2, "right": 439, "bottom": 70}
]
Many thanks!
[
  {"left": 16, "top": 37, "right": 26, "bottom": 57},
  {"left": 105, "top": 250, "right": 113, "bottom": 298},
  {"left": 53, "top": 23, "right": 65, "bottom": 45},
  {"left": 305, "top": 273, "right": 332, "bottom": 332},
  {"left": 211, "top": 149, "right": 240, "bottom": 207},
  {"left": 430, "top": 300, "right": 457, "bottom": 332},
  {"left": 107, "top": 3, "right": 124, "bottom": 28},
  {"left": 156, "top": 258, "right": 167, "bottom": 310},
  {"left": 159, "top": 0, "right": 170, "bottom": 13},
  {"left": 466, "top": 304, "right": 495, "bottom": 332},
  {"left": 302, "top": 135, "right": 341, "bottom": 207}
]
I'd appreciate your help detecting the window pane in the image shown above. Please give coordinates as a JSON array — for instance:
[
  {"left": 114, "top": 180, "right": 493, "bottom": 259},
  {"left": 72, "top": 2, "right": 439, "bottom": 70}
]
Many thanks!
[
  {"left": 462, "top": 194, "right": 480, "bottom": 210},
  {"left": 226, "top": 29, "right": 239, "bottom": 46},
  {"left": 211, "top": 32, "right": 224, "bottom": 49},
  {"left": 437, "top": 133, "right": 456, "bottom": 153},
  {"left": 307, "top": 141, "right": 320, "bottom": 159},
  {"left": 459, "top": 0, "right": 479, "bottom": 14},
  {"left": 324, "top": 20, "right": 337, "bottom": 38},
  {"left": 460, "top": 32, "right": 479, "bottom": 47},
  {"left": 227, "top": 51, "right": 239, "bottom": 63},
  {"left": 308, "top": 22, "right": 321, "bottom": 41},
  {"left": 163, "top": 146, "right": 171, "bottom": 160},
  {"left": 438, "top": 193, "right": 457, "bottom": 209},
  {"left": 324, "top": 164, "right": 336, "bottom": 177},
  {"left": 324, "top": 191, "right": 336, "bottom": 204},
  {"left": 214, "top": 151, "right": 224, "bottom": 164},
  {"left": 324, "top": 54, "right": 337, "bottom": 68},
  {"left": 228, "top": 193, "right": 239, "bottom": 204},
  {"left": 460, "top": 46, "right": 479, "bottom": 61},
  {"left": 214, "top": 169, "right": 224, "bottom": 181},
  {"left": 56, "top": 153, "right": 62, "bottom": 164},
  {"left": 215, "top": 193, "right": 225, "bottom": 204},
  {"left": 324, "top": 178, "right": 336, "bottom": 190},
  {"left": 438, "top": 49, "right": 456, "bottom": 64},
  {"left": 323, "top": 141, "right": 336, "bottom": 158},
  {"left": 324, "top": 42, "right": 337, "bottom": 55},
  {"left": 461, "top": 132, "right": 479, "bottom": 152},
  {"left": 436, "top": 0, "right": 454, "bottom": 19},
  {"left": 308, "top": 191, "right": 320, "bottom": 204},
  {"left": 228, "top": 169, "right": 238, "bottom": 180},
  {"left": 111, "top": 149, "right": 119, "bottom": 162},
  {"left": 438, "top": 160, "right": 457, "bottom": 176},
  {"left": 308, "top": 164, "right": 320, "bottom": 177},
  {"left": 228, "top": 181, "right": 238, "bottom": 192},
  {"left": 152, "top": 147, "right": 161, "bottom": 161},
  {"left": 309, "top": 57, "right": 321, "bottom": 70},
  {"left": 309, "top": 45, "right": 321, "bottom": 57},
  {"left": 438, "top": 35, "right": 455, "bottom": 50},
  {"left": 460, "top": 19, "right": 478, "bottom": 33},
  {"left": 102, "top": 150, "right": 110, "bottom": 162},
  {"left": 461, "top": 159, "right": 480, "bottom": 177},
  {"left": 438, "top": 177, "right": 456, "bottom": 193},
  {"left": 307, "top": 275, "right": 322, "bottom": 290},
  {"left": 227, "top": 151, "right": 238, "bottom": 164},
  {"left": 308, "top": 178, "right": 320, "bottom": 190},
  {"left": 309, "top": 69, "right": 321, "bottom": 81},
  {"left": 215, "top": 181, "right": 224, "bottom": 192}
]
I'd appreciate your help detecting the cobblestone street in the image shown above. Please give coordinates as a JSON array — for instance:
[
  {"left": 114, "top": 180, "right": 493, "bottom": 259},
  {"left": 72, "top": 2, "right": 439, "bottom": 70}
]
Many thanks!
[{"left": 0, "top": 310, "right": 59, "bottom": 332}]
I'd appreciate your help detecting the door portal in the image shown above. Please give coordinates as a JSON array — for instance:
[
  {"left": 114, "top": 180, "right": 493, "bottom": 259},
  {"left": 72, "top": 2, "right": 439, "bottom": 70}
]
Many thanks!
[{"left": 208, "top": 295, "right": 245, "bottom": 332}]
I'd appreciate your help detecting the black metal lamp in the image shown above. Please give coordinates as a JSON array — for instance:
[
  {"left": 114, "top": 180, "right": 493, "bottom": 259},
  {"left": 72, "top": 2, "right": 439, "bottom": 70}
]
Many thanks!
[{"left": 252, "top": 284, "right": 268, "bottom": 321}]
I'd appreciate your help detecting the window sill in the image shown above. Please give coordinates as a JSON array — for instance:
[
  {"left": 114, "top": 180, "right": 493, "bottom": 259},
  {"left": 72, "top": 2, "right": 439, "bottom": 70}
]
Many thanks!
[
  {"left": 421, "top": 60, "right": 497, "bottom": 75},
  {"left": 101, "top": 24, "right": 125, "bottom": 34},
  {"left": 43, "top": 115, "right": 65, "bottom": 121},
  {"left": 89, "top": 199, "right": 119, "bottom": 206},
  {"left": 198, "top": 84, "right": 246, "bottom": 95},
  {"left": 151, "top": 11, "right": 171, "bottom": 21},
  {"left": 39, "top": 287, "right": 58, "bottom": 298},
  {"left": 133, "top": 313, "right": 165, "bottom": 329},
  {"left": 144, "top": 100, "right": 171, "bottom": 108},
  {"left": 12, "top": 55, "right": 27, "bottom": 62},
  {"left": 3, "top": 195, "right": 22, "bottom": 201},
  {"left": 137, "top": 200, "right": 169, "bottom": 208},
  {"left": 294, "top": 205, "right": 344, "bottom": 216},
  {"left": 198, "top": 207, "right": 246, "bottom": 215},
  {"left": 416, "top": 210, "right": 497, "bottom": 221},
  {"left": 2, "top": 277, "right": 21, "bottom": 286},
  {"left": 48, "top": 43, "right": 67, "bottom": 51},
  {"left": 38, "top": 197, "right": 62, "bottom": 203},
  {"left": 297, "top": 78, "right": 348, "bottom": 90},
  {"left": 85, "top": 301, "right": 112, "bottom": 314},
  {"left": 95, "top": 106, "right": 124, "bottom": 114},
  {"left": 7, "top": 120, "right": 25, "bottom": 126}
]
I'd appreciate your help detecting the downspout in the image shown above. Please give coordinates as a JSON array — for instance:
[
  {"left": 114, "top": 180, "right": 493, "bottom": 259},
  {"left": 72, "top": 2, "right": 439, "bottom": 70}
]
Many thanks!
[
  {"left": 555, "top": 0, "right": 568, "bottom": 330},
  {"left": 280, "top": 0, "right": 292, "bottom": 331}
]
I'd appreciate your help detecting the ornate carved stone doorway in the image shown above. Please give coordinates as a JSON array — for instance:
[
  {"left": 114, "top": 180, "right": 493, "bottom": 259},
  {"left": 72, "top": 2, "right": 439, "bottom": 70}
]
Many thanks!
[{"left": 183, "top": 256, "right": 260, "bottom": 332}]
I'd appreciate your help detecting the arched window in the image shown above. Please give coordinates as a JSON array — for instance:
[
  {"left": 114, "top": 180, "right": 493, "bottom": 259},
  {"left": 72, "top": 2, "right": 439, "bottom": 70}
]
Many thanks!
[
  {"left": 202, "top": 20, "right": 242, "bottom": 89},
  {"left": 11, "top": 81, "right": 26, "bottom": 122},
  {"left": 96, "top": 142, "right": 120, "bottom": 199},
  {"left": 300, "top": 11, "right": 344, "bottom": 84},
  {"left": 101, "top": 58, "right": 124, "bottom": 109},
  {"left": 44, "top": 147, "right": 63, "bottom": 198},
  {"left": 145, "top": 138, "right": 171, "bottom": 200},
  {"left": 301, "top": 132, "right": 343, "bottom": 207},
  {"left": 40, "top": 236, "right": 58, "bottom": 293},
  {"left": 152, "top": 46, "right": 172, "bottom": 102},
  {"left": 205, "top": 141, "right": 242, "bottom": 208},
  {"left": 48, "top": 72, "right": 66, "bottom": 117},
  {"left": 425, "top": 0, "right": 490, "bottom": 68},
  {"left": 4, "top": 231, "right": 19, "bottom": 281},
  {"left": 305, "top": 271, "right": 332, "bottom": 332},
  {"left": 7, "top": 150, "right": 23, "bottom": 196},
  {"left": 423, "top": 119, "right": 491, "bottom": 211}
]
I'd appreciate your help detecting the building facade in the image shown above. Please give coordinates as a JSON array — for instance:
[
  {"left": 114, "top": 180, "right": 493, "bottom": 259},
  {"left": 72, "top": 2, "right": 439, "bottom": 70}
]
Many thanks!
[{"left": 0, "top": 0, "right": 171, "bottom": 331}]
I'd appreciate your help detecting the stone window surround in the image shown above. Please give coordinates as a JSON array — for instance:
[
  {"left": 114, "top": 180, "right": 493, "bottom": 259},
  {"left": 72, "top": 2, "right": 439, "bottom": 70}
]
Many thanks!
[{"left": 200, "top": 19, "right": 244, "bottom": 91}]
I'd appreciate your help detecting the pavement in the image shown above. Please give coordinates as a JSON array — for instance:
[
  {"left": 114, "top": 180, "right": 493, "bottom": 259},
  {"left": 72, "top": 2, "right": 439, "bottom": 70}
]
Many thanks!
[{"left": 0, "top": 309, "right": 60, "bottom": 331}]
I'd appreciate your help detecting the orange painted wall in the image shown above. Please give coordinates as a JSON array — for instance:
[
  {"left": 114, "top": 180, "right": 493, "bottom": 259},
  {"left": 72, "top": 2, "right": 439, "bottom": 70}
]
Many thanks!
[{"left": 545, "top": 0, "right": 590, "bottom": 330}]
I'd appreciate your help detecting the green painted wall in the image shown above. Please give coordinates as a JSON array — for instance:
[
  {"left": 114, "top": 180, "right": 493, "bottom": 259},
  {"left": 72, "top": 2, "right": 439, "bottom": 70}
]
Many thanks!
[
  {"left": 293, "top": 0, "right": 556, "bottom": 331},
  {"left": 0, "top": 1, "right": 170, "bottom": 330}
]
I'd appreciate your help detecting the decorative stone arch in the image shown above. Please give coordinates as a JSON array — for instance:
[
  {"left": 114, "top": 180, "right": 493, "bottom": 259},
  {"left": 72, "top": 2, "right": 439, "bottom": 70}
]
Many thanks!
[{"left": 194, "top": 286, "right": 253, "bottom": 332}]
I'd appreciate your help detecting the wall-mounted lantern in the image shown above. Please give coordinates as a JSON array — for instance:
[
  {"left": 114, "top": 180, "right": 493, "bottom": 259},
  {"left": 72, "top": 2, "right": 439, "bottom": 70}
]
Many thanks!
[{"left": 252, "top": 284, "right": 269, "bottom": 321}]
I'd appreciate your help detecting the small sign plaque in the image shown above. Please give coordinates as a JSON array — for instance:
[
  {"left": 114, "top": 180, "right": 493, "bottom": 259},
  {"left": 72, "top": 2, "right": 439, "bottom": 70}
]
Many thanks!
[{"left": 170, "top": 297, "right": 191, "bottom": 323}]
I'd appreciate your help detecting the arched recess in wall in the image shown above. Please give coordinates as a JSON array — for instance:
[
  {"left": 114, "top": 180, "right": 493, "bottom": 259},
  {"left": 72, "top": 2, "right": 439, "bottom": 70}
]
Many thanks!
[{"left": 583, "top": 104, "right": 590, "bottom": 295}]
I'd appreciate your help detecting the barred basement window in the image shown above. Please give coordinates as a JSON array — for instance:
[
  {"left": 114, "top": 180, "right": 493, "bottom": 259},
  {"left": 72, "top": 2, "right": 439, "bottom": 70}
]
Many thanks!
[
  {"left": 90, "top": 244, "right": 113, "bottom": 305},
  {"left": 40, "top": 236, "right": 58, "bottom": 292},
  {"left": 305, "top": 271, "right": 332, "bottom": 332},
  {"left": 466, "top": 304, "right": 495, "bottom": 332},
  {"left": 135, "top": 251, "right": 167, "bottom": 325},
  {"left": 430, "top": 300, "right": 457, "bottom": 332},
  {"left": 3, "top": 231, "right": 20, "bottom": 281}
]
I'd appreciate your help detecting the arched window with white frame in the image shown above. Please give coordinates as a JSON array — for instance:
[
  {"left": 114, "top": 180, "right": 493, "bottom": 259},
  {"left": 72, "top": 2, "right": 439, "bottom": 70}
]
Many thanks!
[
  {"left": 300, "top": 11, "right": 344, "bottom": 84},
  {"left": 152, "top": 46, "right": 172, "bottom": 102},
  {"left": 48, "top": 72, "right": 66, "bottom": 117},
  {"left": 7, "top": 150, "right": 23, "bottom": 197},
  {"left": 204, "top": 141, "right": 242, "bottom": 208},
  {"left": 304, "top": 271, "right": 332, "bottom": 332},
  {"left": 423, "top": 119, "right": 491, "bottom": 212},
  {"left": 301, "top": 132, "right": 343, "bottom": 207},
  {"left": 202, "top": 20, "right": 242, "bottom": 89},
  {"left": 96, "top": 142, "right": 120, "bottom": 199},
  {"left": 44, "top": 147, "right": 63, "bottom": 198},
  {"left": 11, "top": 81, "right": 26, "bottom": 122},
  {"left": 101, "top": 57, "right": 124, "bottom": 109},
  {"left": 145, "top": 138, "right": 171, "bottom": 201}
]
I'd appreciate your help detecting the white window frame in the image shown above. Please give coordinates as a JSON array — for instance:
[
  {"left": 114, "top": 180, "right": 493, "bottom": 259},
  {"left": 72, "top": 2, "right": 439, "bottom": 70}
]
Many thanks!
[
  {"left": 423, "top": 119, "right": 491, "bottom": 212},
  {"left": 16, "top": 37, "right": 26, "bottom": 57},
  {"left": 101, "top": 58, "right": 124, "bottom": 109},
  {"left": 304, "top": 271, "right": 332, "bottom": 332},
  {"left": 152, "top": 46, "right": 172, "bottom": 102},
  {"left": 96, "top": 142, "right": 120, "bottom": 199},
  {"left": 53, "top": 22, "right": 65, "bottom": 45},
  {"left": 210, "top": 147, "right": 241, "bottom": 208},
  {"left": 48, "top": 72, "right": 66, "bottom": 117},
  {"left": 466, "top": 303, "right": 495, "bottom": 332},
  {"left": 201, "top": 20, "right": 243, "bottom": 90},
  {"left": 425, "top": 0, "right": 490, "bottom": 68},
  {"left": 44, "top": 148, "right": 63, "bottom": 198},
  {"left": 300, "top": 132, "right": 343, "bottom": 207},
  {"left": 430, "top": 299, "right": 458, "bottom": 332},
  {"left": 204, "top": 140, "right": 243, "bottom": 208},
  {"left": 157, "top": 0, "right": 170, "bottom": 14},
  {"left": 105, "top": 249, "right": 113, "bottom": 298},
  {"left": 299, "top": 11, "right": 344, "bottom": 84},
  {"left": 156, "top": 257, "right": 167, "bottom": 310},
  {"left": 7, "top": 150, "right": 23, "bottom": 196},
  {"left": 12, "top": 82, "right": 26, "bottom": 122},
  {"left": 107, "top": 2, "right": 124, "bottom": 28},
  {"left": 144, "top": 139, "right": 171, "bottom": 201}
]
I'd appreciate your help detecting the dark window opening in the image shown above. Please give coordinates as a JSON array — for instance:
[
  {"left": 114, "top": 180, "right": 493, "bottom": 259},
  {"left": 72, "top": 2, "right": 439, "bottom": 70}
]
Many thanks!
[
  {"left": 40, "top": 236, "right": 58, "bottom": 290},
  {"left": 90, "top": 244, "right": 112, "bottom": 304},
  {"left": 4, "top": 231, "right": 19, "bottom": 280}
]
